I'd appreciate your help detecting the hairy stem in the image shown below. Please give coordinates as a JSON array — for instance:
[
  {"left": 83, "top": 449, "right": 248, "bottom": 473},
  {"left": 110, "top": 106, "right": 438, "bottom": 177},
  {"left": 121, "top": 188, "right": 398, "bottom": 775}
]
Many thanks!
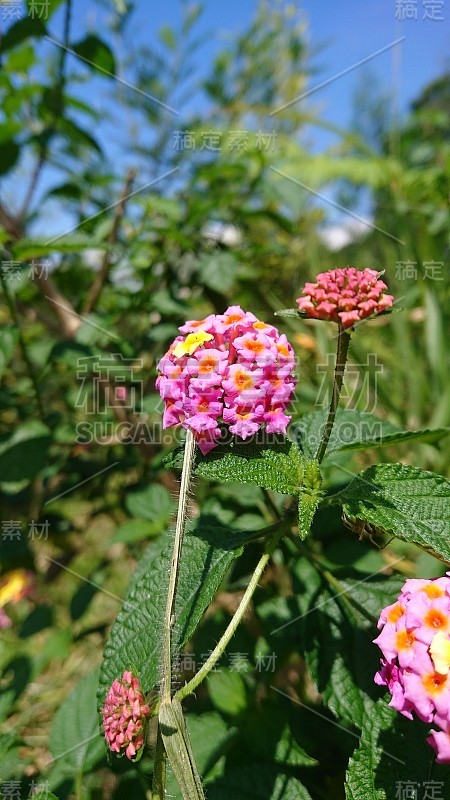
[
  {"left": 161, "top": 428, "right": 196, "bottom": 702},
  {"left": 315, "top": 324, "right": 351, "bottom": 463},
  {"left": 175, "top": 521, "right": 289, "bottom": 702},
  {"left": 151, "top": 726, "right": 167, "bottom": 800}
]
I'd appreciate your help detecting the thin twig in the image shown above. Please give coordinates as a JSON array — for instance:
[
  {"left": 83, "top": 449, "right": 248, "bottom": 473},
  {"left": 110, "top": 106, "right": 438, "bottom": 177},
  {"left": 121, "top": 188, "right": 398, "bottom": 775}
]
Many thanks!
[
  {"left": 83, "top": 168, "right": 136, "bottom": 315},
  {"left": 175, "top": 520, "right": 289, "bottom": 702}
]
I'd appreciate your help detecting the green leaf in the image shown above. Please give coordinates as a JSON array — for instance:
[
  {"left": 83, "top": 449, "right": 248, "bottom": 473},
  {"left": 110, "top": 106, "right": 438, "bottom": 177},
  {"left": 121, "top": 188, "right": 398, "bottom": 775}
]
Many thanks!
[
  {"left": 6, "top": 42, "right": 36, "bottom": 71},
  {"left": 292, "top": 409, "right": 449, "bottom": 460},
  {"left": 57, "top": 117, "right": 103, "bottom": 154},
  {"left": 192, "top": 437, "right": 305, "bottom": 495},
  {"left": 345, "top": 700, "right": 450, "bottom": 800},
  {"left": 274, "top": 308, "right": 305, "bottom": 320},
  {"left": 110, "top": 519, "right": 162, "bottom": 544},
  {"left": 287, "top": 559, "right": 404, "bottom": 728},
  {"left": 196, "top": 252, "right": 238, "bottom": 294},
  {"left": 12, "top": 235, "right": 113, "bottom": 260},
  {"left": 50, "top": 669, "right": 105, "bottom": 774},
  {"left": 125, "top": 483, "right": 175, "bottom": 522},
  {"left": 0, "top": 140, "right": 20, "bottom": 175},
  {"left": 46, "top": 180, "right": 83, "bottom": 200},
  {"left": 207, "top": 670, "right": 248, "bottom": 716},
  {"left": 166, "top": 711, "right": 237, "bottom": 799},
  {"left": 0, "top": 16, "right": 46, "bottom": 53},
  {"left": 208, "top": 764, "right": 313, "bottom": 799},
  {"left": 298, "top": 490, "right": 321, "bottom": 540},
  {"left": 337, "top": 426, "right": 450, "bottom": 453},
  {"left": 98, "top": 521, "right": 256, "bottom": 710},
  {"left": 0, "top": 732, "right": 22, "bottom": 780},
  {"left": 0, "top": 421, "right": 51, "bottom": 484},
  {"left": 331, "top": 463, "right": 450, "bottom": 563},
  {"left": 72, "top": 34, "right": 116, "bottom": 76},
  {"left": 159, "top": 24, "right": 176, "bottom": 50},
  {"left": 0, "top": 120, "right": 21, "bottom": 144},
  {"left": 241, "top": 703, "right": 318, "bottom": 768},
  {"left": 298, "top": 459, "right": 323, "bottom": 539},
  {"left": 0, "top": 325, "right": 18, "bottom": 377},
  {"left": 168, "top": 438, "right": 320, "bottom": 537}
]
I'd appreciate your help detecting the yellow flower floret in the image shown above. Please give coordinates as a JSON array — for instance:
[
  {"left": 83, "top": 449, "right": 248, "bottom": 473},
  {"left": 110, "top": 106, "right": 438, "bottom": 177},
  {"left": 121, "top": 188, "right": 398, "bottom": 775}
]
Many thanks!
[
  {"left": 430, "top": 631, "right": 450, "bottom": 675},
  {"left": 0, "top": 569, "right": 33, "bottom": 607},
  {"left": 172, "top": 331, "right": 213, "bottom": 358}
]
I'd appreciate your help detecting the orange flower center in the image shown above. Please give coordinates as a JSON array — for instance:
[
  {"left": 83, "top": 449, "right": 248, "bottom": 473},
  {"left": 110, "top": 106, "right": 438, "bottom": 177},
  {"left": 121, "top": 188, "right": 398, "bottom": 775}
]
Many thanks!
[
  {"left": 387, "top": 604, "right": 405, "bottom": 624},
  {"left": 277, "top": 344, "right": 290, "bottom": 357},
  {"left": 199, "top": 356, "right": 218, "bottom": 374},
  {"left": 243, "top": 339, "right": 265, "bottom": 354},
  {"left": 396, "top": 630, "right": 415, "bottom": 651},
  {"left": 423, "top": 672, "right": 448, "bottom": 694},
  {"left": 225, "top": 314, "right": 243, "bottom": 325},
  {"left": 253, "top": 321, "right": 267, "bottom": 330},
  {"left": 422, "top": 585, "right": 444, "bottom": 599},
  {"left": 425, "top": 609, "right": 448, "bottom": 630},
  {"left": 233, "top": 370, "right": 253, "bottom": 390}
]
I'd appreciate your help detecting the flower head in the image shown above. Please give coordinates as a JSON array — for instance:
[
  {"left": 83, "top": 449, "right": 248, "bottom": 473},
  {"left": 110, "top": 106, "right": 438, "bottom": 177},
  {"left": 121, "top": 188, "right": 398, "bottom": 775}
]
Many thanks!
[
  {"left": 102, "top": 670, "right": 151, "bottom": 760},
  {"left": 374, "top": 574, "right": 450, "bottom": 763},
  {"left": 296, "top": 267, "right": 394, "bottom": 328},
  {"left": 156, "top": 306, "right": 297, "bottom": 454}
]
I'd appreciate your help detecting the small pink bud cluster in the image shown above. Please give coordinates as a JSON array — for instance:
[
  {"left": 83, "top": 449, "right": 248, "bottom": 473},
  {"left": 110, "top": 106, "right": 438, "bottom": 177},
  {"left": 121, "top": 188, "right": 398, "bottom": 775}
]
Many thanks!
[
  {"left": 156, "top": 306, "right": 297, "bottom": 455},
  {"left": 296, "top": 267, "right": 393, "bottom": 328},
  {"left": 374, "top": 575, "right": 450, "bottom": 763},
  {"left": 102, "top": 670, "right": 151, "bottom": 760}
]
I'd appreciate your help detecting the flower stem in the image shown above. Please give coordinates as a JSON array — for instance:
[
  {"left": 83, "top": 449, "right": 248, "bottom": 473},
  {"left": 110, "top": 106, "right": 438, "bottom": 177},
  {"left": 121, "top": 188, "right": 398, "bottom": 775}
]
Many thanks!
[
  {"left": 161, "top": 428, "right": 196, "bottom": 702},
  {"left": 315, "top": 324, "right": 351, "bottom": 464},
  {"left": 151, "top": 726, "right": 167, "bottom": 800},
  {"left": 174, "top": 521, "right": 289, "bottom": 703}
]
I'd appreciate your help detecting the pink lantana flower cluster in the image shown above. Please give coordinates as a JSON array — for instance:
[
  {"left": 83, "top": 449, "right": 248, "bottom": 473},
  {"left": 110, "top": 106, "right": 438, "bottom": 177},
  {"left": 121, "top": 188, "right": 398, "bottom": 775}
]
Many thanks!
[
  {"left": 102, "top": 670, "right": 151, "bottom": 760},
  {"left": 156, "top": 306, "right": 297, "bottom": 454},
  {"left": 374, "top": 575, "right": 450, "bottom": 763},
  {"left": 296, "top": 267, "right": 394, "bottom": 328}
]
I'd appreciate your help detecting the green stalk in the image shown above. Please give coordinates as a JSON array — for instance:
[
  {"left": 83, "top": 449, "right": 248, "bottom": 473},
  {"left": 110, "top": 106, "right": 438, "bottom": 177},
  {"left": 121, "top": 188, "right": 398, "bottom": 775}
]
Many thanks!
[
  {"left": 156, "top": 428, "right": 197, "bottom": 800},
  {"left": 315, "top": 324, "right": 351, "bottom": 464},
  {"left": 175, "top": 521, "right": 288, "bottom": 702},
  {"left": 161, "top": 428, "right": 196, "bottom": 701},
  {"left": 151, "top": 726, "right": 166, "bottom": 800}
]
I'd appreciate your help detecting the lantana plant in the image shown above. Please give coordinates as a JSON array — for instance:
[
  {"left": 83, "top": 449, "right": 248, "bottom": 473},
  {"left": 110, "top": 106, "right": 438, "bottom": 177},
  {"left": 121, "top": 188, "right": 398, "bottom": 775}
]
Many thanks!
[{"left": 97, "top": 269, "right": 450, "bottom": 799}]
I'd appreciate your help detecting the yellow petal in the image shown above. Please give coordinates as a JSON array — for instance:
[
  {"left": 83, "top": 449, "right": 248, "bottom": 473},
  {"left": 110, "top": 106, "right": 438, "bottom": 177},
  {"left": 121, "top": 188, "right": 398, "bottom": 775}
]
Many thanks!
[
  {"left": 172, "top": 331, "right": 213, "bottom": 358},
  {"left": 0, "top": 569, "right": 30, "bottom": 606},
  {"left": 430, "top": 631, "right": 450, "bottom": 675}
]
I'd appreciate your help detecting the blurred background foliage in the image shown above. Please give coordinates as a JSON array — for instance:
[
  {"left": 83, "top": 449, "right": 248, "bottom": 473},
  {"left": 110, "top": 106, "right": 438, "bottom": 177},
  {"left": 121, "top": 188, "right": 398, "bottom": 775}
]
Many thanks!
[{"left": 0, "top": 1, "right": 449, "bottom": 798}]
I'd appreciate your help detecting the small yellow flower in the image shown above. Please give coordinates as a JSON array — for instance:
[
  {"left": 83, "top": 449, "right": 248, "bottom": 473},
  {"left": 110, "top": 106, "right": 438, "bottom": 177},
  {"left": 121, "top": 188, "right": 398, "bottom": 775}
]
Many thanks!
[
  {"left": 430, "top": 631, "right": 450, "bottom": 675},
  {"left": 172, "top": 331, "right": 214, "bottom": 358},
  {"left": 0, "top": 569, "right": 34, "bottom": 607}
]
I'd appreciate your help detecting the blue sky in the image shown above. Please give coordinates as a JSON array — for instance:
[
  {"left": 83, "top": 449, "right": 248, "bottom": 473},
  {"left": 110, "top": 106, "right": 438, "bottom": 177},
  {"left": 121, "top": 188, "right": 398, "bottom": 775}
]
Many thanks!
[
  {"left": 41, "top": 0, "right": 450, "bottom": 150},
  {"left": 73, "top": 0, "right": 449, "bottom": 147},
  {"left": 2, "top": 0, "right": 449, "bottom": 235}
]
